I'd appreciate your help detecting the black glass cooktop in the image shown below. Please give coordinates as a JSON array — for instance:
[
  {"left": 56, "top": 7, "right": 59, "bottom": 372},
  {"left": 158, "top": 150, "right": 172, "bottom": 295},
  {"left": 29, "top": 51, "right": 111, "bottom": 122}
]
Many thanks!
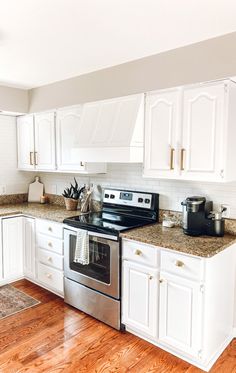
[{"left": 63, "top": 210, "right": 153, "bottom": 235}]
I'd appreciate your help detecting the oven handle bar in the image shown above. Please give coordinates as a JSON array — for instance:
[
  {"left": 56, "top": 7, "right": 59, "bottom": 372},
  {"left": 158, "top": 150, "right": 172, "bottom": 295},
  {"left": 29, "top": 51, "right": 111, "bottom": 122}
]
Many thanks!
[{"left": 63, "top": 225, "right": 118, "bottom": 241}]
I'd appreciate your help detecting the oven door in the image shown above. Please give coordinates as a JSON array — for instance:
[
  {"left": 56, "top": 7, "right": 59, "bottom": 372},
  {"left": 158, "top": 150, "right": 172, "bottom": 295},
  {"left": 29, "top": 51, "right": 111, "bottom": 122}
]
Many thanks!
[{"left": 64, "top": 228, "right": 120, "bottom": 299}]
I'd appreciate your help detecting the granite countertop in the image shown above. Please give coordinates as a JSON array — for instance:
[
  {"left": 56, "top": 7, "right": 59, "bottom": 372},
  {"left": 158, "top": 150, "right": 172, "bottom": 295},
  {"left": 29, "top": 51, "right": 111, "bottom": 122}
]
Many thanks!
[
  {"left": 0, "top": 203, "right": 82, "bottom": 223},
  {"left": 121, "top": 223, "right": 236, "bottom": 258}
]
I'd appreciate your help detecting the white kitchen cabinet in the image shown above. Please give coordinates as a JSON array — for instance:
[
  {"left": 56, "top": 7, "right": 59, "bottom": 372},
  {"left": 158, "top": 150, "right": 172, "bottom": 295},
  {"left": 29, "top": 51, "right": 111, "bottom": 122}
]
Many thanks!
[
  {"left": 122, "top": 260, "right": 158, "bottom": 340},
  {"left": 144, "top": 80, "right": 236, "bottom": 182},
  {"left": 34, "top": 112, "right": 56, "bottom": 170},
  {"left": 23, "top": 217, "right": 36, "bottom": 280},
  {"left": 2, "top": 217, "right": 24, "bottom": 281},
  {"left": 144, "top": 89, "right": 181, "bottom": 178},
  {"left": 17, "top": 115, "right": 35, "bottom": 170},
  {"left": 159, "top": 272, "right": 202, "bottom": 357},
  {"left": 56, "top": 107, "right": 106, "bottom": 173},
  {"left": 122, "top": 238, "right": 236, "bottom": 371}
]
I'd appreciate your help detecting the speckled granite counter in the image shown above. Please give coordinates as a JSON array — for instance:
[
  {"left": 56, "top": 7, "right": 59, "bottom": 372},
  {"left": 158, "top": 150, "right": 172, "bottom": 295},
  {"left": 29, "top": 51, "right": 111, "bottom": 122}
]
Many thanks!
[
  {"left": 121, "top": 223, "right": 236, "bottom": 258},
  {"left": 0, "top": 203, "right": 82, "bottom": 223}
]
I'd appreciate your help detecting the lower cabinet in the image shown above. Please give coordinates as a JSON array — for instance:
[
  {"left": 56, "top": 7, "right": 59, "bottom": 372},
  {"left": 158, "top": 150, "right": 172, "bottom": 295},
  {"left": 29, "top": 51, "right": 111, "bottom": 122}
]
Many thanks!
[
  {"left": 122, "top": 238, "right": 236, "bottom": 371},
  {"left": 122, "top": 261, "right": 158, "bottom": 339},
  {"left": 159, "top": 272, "right": 202, "bottom": 357},
  {"left": 2, "top": 217, "right": 24, "bottom": 282},
  {"left": 23, "top": 217, "right": 36, "bottom": 279}
]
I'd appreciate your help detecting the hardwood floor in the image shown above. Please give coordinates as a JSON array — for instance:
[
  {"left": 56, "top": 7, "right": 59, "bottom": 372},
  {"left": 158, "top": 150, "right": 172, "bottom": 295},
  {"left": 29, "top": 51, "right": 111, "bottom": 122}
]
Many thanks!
[{"left": 0, "top": 280, "right": 235, "bottom": 373}]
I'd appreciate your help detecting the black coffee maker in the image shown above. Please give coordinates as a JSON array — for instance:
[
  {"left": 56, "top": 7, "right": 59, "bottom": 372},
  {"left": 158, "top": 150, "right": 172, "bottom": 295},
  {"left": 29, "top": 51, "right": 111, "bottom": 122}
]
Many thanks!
[{"left": 181, "top": 196, "right": 225, "bottom": 237}]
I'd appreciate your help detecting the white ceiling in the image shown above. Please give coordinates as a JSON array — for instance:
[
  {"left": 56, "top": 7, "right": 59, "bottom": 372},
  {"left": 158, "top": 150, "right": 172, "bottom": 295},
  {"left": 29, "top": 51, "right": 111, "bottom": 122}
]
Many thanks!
[{"left": 0, "top": 0, "right": 236, "bottom": 89}]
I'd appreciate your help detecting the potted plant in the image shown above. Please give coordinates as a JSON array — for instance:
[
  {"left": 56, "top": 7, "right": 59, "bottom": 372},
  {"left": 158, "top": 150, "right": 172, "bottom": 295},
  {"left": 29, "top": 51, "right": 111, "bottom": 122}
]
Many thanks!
[{"left": 62, "top": 178, "right": 85, "bottom": 211}]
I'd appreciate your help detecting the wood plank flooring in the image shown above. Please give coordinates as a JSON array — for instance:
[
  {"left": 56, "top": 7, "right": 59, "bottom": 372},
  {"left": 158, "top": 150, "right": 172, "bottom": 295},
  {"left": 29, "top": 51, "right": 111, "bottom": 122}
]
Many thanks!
[{"left": 0, "top": 280, "right": 235, "bottom": 373}]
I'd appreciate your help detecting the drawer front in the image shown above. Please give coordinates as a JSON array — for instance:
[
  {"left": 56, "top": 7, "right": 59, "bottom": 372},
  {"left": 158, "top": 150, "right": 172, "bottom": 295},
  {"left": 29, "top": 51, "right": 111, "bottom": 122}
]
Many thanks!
[
  {"left": 36, "top": 219, "right": 63, "bottom": 239},
  {"left": 36, "top": 233, "right": 63, "bottom": 255},
  {"left": 37, "top": 262, "right": 63, "bottom": 293},
  {"left": 160, "top": 250, "right": 203, "bottom": 281},
  {"left": 122, "top": 239, "right": 159, "bottom": 267},
  {"left": 38, "top": 248, "right": 63, "bottom": 270}
]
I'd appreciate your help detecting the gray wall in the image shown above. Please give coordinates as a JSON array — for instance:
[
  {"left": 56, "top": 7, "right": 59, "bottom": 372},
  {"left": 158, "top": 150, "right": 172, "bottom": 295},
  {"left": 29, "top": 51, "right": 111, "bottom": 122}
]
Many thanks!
[
  {"left": 0, "top": 85, "right": 28, "bottom": 113},
  {"left": 29, "top": 32, "right": 236, "bottom": 112}
]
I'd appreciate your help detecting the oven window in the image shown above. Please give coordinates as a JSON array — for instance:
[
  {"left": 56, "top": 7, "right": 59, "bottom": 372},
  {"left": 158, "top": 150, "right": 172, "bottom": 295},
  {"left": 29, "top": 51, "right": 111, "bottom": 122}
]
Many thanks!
[{"left": 69, "top": 235, "right": 111, "bottom": 284}]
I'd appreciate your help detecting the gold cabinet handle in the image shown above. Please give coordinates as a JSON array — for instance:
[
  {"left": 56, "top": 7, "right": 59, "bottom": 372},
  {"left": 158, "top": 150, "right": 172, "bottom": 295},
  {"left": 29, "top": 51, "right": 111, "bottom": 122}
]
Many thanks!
[
  {"left": 175, "top": 260, "right": 185, "bottom": 267},
  {"left": 180, "top": 148, "right": 186, "bottom": 171},
  {"left": 170, "top": 148, "right": 175, "bottom": 170},
  {"left": 134, "top": 249, "right": 142, "bottom": 256},
  {"left": 29, "top": 152, "right": 34, "bottom": 166},
  {"left": 34, "top": 152, "right": 38, "bottom": 166}
]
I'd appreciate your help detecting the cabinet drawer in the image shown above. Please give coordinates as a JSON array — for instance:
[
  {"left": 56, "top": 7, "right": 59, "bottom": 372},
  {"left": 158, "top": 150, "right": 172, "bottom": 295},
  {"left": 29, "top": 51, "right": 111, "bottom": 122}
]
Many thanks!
[
  {"left": 36, "top": 233, "right": 63, "bottom": 255},
  {"left": 37, "top": 262, "right": 63, "bottom": 293},
  {"left": 122, "top": 239, "right": 159, "bottom": 267},
  {"left": 161, "top": 251, "right": 203, "bottom": 281},
  {"left": 38, "top": 248, "right": 63, "bottom": 270},
  {"left": 36, "top": 219, "right": 63, "bottom": 239}
]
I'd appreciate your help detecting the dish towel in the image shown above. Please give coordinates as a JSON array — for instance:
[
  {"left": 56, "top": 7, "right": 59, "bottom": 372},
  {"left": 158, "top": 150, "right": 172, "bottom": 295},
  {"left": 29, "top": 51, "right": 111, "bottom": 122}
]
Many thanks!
[{"left": 74, "top": 229, "right": 90, "bottom": 265}]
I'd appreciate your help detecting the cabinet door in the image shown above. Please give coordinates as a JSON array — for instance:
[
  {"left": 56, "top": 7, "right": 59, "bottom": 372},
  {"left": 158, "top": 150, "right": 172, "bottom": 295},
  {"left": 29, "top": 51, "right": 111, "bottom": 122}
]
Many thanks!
[
  {"left": 181, "top": 83, "right": 225, "bottom": 181},
  {"left": 17, "top": 115, "right": 35, "bottom": 170},
  {"left": 159, "top": 272, "right": 202, "bottom": 357},
  {"left": 23, "top": 217, "right": 36, "bottom": 279},
  {"left": 144, "top": 89, "right": 181, "bottom": 178},
  {"left": 2, "top": 217, "right": 24, "bottom": 280},
  {"left": 122, "top": 261, "right": 158, "bottom": 340},
  {"left": 56, "top": 107, "right": 85, "bottom": 171},
  {"left": 34, "top": 112, "right": 56, "bottom": 170}
]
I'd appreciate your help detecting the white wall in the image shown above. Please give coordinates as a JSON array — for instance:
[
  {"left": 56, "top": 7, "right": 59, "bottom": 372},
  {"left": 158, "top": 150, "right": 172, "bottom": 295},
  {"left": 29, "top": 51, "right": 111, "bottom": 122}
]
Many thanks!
[
  {"left": 39, "top": 163, "right": 236, "bottom": 218},
  {"left": 0, "top": 115, "right": 34, "bottom": 195}
]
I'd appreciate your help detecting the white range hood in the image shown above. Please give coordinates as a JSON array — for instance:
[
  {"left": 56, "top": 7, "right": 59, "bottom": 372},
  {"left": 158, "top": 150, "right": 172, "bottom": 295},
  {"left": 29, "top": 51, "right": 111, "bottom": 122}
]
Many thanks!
[{"left": 72, "top": 93, "right": 144, "bottom": 163}]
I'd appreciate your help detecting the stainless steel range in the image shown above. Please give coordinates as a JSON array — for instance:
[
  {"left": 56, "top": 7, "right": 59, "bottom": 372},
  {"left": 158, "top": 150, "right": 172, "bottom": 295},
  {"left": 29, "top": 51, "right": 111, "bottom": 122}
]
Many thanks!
[{"left": 63, "top": 188, "right": 159, "bottom": 330}]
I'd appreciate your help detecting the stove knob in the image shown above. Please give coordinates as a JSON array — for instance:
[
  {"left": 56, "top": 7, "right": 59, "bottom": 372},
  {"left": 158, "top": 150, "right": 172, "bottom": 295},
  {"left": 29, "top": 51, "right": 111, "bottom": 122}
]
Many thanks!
[
  {"left": 145, "top": 198, "right": 150, "bottom": 204},
  {"left": 110, "top": 194, "right": 115, "bottom": 199},
  {"left": 104, "top": 193, "right": 109, "bottom": 198},
  {"left": 138, "top": 198, "right": 143, "bottom": 203}
]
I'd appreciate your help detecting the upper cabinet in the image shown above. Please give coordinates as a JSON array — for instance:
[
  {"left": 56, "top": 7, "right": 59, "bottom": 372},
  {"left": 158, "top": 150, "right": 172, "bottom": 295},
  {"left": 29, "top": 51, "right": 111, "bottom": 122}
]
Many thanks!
[
  {"left": 34, "top": 112, "right": 56, "bottom": 170},
  {"left": 17, "top": 109, "right": 107, "bottom": 174},
  {"left": 144, "top": 80, "right": 236, "bottom": 182},
  {"left": 17, "top": 115, "right": 35, "bottom": 170},
  {"left": 17, "top": 112, "right": 56, "bottom": 171},
  {"left": 72, "top": 94, "right": 144, "bottom": 162}
]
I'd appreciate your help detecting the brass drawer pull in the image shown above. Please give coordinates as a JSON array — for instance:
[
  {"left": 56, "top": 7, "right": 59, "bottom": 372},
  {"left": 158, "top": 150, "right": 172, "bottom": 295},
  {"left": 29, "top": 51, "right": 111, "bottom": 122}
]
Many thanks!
[
  {"left": 170, "top": 148, "right": 175, "bottom": 170},
  {"left": 180, "top": 148, "right": 186, "bottom": 171},
  {"left": 175, "top": 260, "right": 185, "bottom": 267},
  {"left": 134, "top": 249, "right": 142, "bottom": 256}
]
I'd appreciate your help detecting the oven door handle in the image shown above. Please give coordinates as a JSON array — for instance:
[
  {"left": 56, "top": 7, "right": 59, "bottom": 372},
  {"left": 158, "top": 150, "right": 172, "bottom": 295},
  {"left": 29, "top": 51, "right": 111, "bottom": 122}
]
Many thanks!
[{"left": 63, "top": 226, "right": 118, "bottom": 241}]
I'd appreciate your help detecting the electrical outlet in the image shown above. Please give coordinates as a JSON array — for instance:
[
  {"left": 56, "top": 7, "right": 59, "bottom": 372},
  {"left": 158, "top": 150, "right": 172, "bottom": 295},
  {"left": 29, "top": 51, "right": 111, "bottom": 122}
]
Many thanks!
[{"left": 221, "top": 204, "right": 230, "bottom": 218}]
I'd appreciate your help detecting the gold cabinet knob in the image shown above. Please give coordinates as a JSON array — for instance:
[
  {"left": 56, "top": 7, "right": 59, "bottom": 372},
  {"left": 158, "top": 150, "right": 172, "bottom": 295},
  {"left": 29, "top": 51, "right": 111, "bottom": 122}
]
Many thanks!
[
  {"left": 149, "top": 275, "right": 153, "bottom": 280},
  {"left": 48, "top": 227, "right": 52, "bottom": 232},
  {"left": 134, "top": 249, "right": 142, "bottom": 256},
  {"left": 47, "top": 256, "right": 52, "bottom": 262},
  {"left": 48, "top": 242, "right": 52, "bottom": 247},
  {"left": 46, "top": 273, "right": 52, "bottom": 279},
  {"left": 159, "top": 279, "right": 164, "bottom": 283},
  {"left": 175, "top": 260, "right": 185, "bottom": 267}
]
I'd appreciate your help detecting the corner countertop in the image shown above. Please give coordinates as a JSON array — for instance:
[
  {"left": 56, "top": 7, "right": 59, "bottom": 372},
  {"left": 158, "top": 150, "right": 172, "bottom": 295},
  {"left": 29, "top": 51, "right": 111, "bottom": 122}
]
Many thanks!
[
  {"left": 0, "top": 203, "right": 82, "bottom": 223},
  {"left": 121, "top": 223, "right": 236, "bottom": 258}
]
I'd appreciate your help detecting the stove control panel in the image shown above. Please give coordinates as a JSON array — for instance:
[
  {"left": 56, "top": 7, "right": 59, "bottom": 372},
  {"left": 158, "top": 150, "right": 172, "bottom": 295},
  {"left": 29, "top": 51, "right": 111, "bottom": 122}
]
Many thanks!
[{"left": 103, "top": 189, "right": 153, "bottom": 209}]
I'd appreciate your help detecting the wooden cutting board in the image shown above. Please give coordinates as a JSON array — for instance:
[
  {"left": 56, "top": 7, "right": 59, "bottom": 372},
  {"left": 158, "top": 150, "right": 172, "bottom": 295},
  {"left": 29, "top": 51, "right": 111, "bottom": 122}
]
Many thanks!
[{"left": 28, "top": 177, "right": 44, "bottom": 202}]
